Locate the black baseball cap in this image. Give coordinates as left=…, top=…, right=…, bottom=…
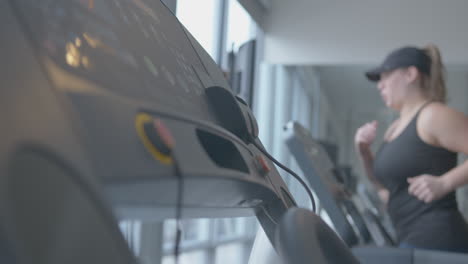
left=365, top=46, right=431, bottom=82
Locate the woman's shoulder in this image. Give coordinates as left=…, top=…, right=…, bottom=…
left=420, top=102, right=463, bottom=124
left=418, top=101, right=468, bottom=148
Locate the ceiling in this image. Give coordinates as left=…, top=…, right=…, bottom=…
left=264, top=0, right=468, bottom=65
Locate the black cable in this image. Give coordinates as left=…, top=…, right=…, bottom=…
left=172, top=155, right=184, bottom=264
left=253, top=141, right=316, bottom=213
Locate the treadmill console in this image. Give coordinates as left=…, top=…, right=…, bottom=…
left=2, top=0, right=295, bottom=252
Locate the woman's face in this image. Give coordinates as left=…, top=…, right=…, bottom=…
left=377, top=68, right=411, bottom=110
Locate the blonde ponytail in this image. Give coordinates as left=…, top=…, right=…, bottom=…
left=422, top=44, right=446, bottom=102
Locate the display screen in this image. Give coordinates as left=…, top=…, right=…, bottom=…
left=15, top=0, right=219, bottom=122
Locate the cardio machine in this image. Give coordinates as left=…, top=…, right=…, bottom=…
left=283, top=121, right=396, bottom=247
left=0, top=0, right=355, bottom=263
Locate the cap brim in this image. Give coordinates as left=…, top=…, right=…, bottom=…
left=365, top=67, right=383, bottom=82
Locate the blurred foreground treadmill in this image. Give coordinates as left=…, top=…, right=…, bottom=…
left=0, top=0, right=298, bottom=262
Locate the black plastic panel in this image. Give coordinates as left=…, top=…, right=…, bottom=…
left=13, top=0, right=218, bottom=123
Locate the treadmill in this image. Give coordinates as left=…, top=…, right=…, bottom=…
left=316, top=138, right=397, bottom=246
left=283, top=121, right=468, bottom=263
left=283, top=123, right=385, bottom=247
left=0, top=1, right=359, bottom=263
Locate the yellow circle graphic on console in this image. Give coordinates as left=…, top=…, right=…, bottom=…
left=135, top=113, right=173, bottom=165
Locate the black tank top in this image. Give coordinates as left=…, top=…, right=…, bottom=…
left=374, top=103, right=468, bottom=252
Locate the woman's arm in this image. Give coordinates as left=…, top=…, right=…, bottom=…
left=408, top=103, right=468, bottom=202
left=356, top=144, right=383, bottom=189
left=356, top=143, right=389, bottom=203
left=355, top=121, right=389, bottom=203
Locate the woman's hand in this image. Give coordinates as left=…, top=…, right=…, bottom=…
left=377, top=188, right=390, bottom=205
left=407, top=175, right=451, bottom=203
left=355, top=121, right=378, bottom=150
